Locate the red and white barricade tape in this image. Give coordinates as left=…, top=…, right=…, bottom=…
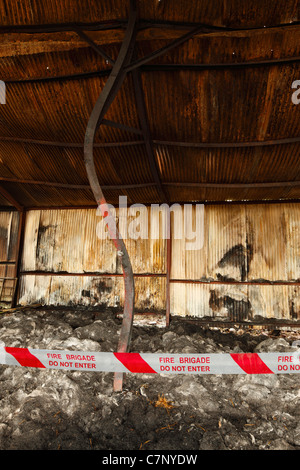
left=0, top=345, right=300, bottom=374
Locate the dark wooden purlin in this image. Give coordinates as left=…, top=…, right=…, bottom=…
left=132, top=68, right=169, bottom=203
left=83, top=0, right=137, bottom=392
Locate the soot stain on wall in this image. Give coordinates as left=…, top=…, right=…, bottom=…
left=209, top=289, right=252, bottom=321
left=36, top=224, right=57, bottom=267
left=217, top=242, right=253, bottom=281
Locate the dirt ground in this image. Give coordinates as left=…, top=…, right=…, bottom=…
left=0, top=307, right=299, bottom=451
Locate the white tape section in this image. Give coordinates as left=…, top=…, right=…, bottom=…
left=0, top=346, right=300, bottom=374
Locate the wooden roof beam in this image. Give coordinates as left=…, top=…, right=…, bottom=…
left=0, top=185, right=24, bottom=212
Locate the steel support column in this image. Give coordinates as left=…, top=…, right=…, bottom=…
left=83, top=0, right=137, bottom=392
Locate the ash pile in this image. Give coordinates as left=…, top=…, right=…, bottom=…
left=0, top=308, right=299, bottom=451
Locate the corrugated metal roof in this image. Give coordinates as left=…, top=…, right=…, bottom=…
left=0, top=0, right=127, bottom=26
left=2, top=0, right=298, bottom=29
left=142, top=65, right=300, bottom=142
left=0, top=1, right=300, bottom=208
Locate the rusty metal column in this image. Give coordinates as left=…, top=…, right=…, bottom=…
left=83, top=1, right=137, bottom=392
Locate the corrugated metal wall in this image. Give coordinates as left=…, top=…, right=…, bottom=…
left=0, top=211, right=19, bottom=279
left=18, top=204, right=300, bottom=321
left=0, top=210, right=20, bottom=306
left=19, top=208, right=166, bottom=311
left=171, top=203, right=300, bottom=320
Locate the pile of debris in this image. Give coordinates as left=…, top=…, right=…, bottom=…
left=0, top=308, right=299, bottom=450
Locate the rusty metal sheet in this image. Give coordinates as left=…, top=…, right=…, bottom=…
left=0, top=211, right=19, bottom=280
left=0, top=0, right=298, bottom=29
left=142, top=65, right=300, bottom=145
left=156, top=144, right=300, bottom=186
left=0, top=0, right=127, bottom=26
left=171, top=282, right=250, bottom=320
left=19, top=274, right=166, bottom=312
left=138, top=0, right=299, bottom=28
left=22, top=208, right=166, bottom=275
left=0, top=23, right=299, bottom=208
left=171, top=203, right=300, bottom=283
left=171, top=282, right=300, bottom=321
left=18, top=202, right=300, bottom=321
left=246, top=204, right=288, bottom=282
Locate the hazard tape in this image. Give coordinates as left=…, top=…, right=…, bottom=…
left=0, top=345, right=300, bottom=374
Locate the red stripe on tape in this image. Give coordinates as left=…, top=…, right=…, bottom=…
left=230, top=353, right=274, bottom=374
left=5, top=347, right=46, bottom=369
left=114, top=353, right=157, bottom=374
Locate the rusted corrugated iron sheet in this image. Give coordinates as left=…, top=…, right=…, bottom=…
left=156, top=144, right=300, bottom=185
left=138, top=0, right=299, bottom=28
left=18, top=204, right=300, bottom=321
left=2, top=24, right=300, bottom=84
left=246, top=204, right=287, bottom=281
left=171, top=283, right=250, bottom=319
left=0, top=182, right=93, bottom=208
left=19, top=275, right=166, bottom=312
left=0, top=211, right=19, bottom=279
left=1, top=75, right=141, bottom=143
left=0, top=34, right=116, bottom=82
left=1, top=0, right=297, bottom=29
left=136, top=25, right=300, bottom=66
left=171, top=203, right=300, bottom=282
left=170, top=203, right=300, bottom=320
left=246, top=203, right=300, bottom=282
left=171, top=204, right=247, bottom=281
left=22, top=208, right=166, bottom=275
left=142, top=65, right=300, bottom=144
left=0, top=9, right=299, bottom=208
left=171, top=283, right=300, bottom=321
left=20, top=207, right=166, bottom=311
left=0, top=0, right=127, bottom=26
left=22, top=209, right=115, bottom=273
left=0, top=211, right=19, bottom=260
left=0, top=143, right=88, bottom=184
